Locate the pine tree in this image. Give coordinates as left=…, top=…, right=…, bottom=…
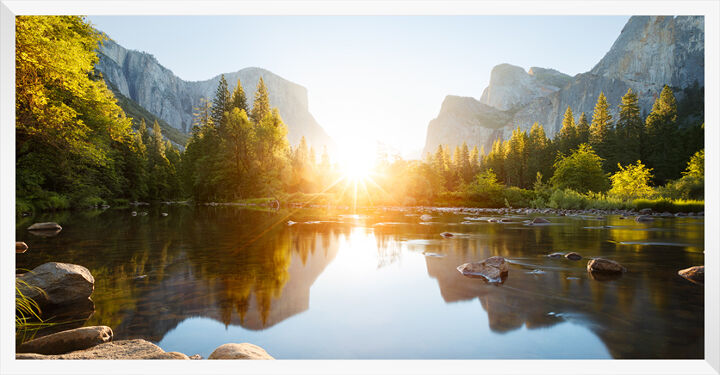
left=231, top=79, right=249, bottom=114
left=576, top=112, right=590, bottom=145
left=251, top=77, right=271, bottom=124
left=645, top=85, right=680, bottom=183
left=211, top=75, right=232, bottom=128
left=615, top=88, right=644, bottom=166
left=589, top=92, right=613, bottom=163
left=527, top=122, right=551, bottom=184
left=557, top=106, right=578, bottom=154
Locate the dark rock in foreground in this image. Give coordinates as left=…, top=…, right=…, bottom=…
left=16, top=339, right=188, bottom=360
left=208, top=343, right=275, bottom=360
left=678, top=266, right=704, bottom=285
left=457, top=256, right=509, bottom=283
left=587, top=258, right=627, bottom=274
left=17, top=262, right=94, bottom=308
left=17, top=326, right=113, bottom=355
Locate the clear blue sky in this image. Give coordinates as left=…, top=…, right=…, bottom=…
left=88, top=16, right=630, bottom=156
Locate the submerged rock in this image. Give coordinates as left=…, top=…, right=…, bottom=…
left=27, top=222, right=62, bottom=231
left=547, top=252, right=564, bottom=258
left=678, top=266, right=704, bottom=285
left=635, top=215, right=655, bottom=222
left=457, top=256, right=509, bottom=283
left=17, top=326, right=113, bottom=355
left=440, top=232, right=454, bottom=238
left=587, top=258, right=627, bottom=274
left=16, top=242, right=28, bottom=253
left=564, top=252, right=582, bottom=261
left=17, top=262, right=94, bottom=308
left=531, top=217, right=550, bottom=224
left=16, top=339, right=188, bottom=359
left=161, top=213, right=169, bottom=217
left=208, top=343, right=275, bottom=360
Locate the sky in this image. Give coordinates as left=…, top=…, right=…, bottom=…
left=88, top=16, right=630, bottom=157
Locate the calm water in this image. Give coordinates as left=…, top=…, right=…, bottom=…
left=16, top=205, right=704, bottom=359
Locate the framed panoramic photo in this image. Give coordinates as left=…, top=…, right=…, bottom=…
left=1, top=1, right=718, bottom=374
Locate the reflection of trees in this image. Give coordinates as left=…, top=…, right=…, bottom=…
left=419, top=214, right=704, bottom=359
left=16, top=207, right=340, bottom=341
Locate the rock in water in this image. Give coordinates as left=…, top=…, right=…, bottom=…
left=635, top=215, right=654, bottom=222
left=208, top=343, right=275, bottom=360
left=17, top=262, right=94, bottom=307
left=440, top=232, right=454, bottom=238
left=16, top=339, right=188, bottom=359
left=587, top=258, right=627, bottom=274
left=27, top=222, right=62, bottom=231
left=457, top=256, right=509, bottom=283
left=17, top=326, right=113, bottom=355
left=547, top=252, right=564, bottom=258
left=639, top=208, right=652, bottom=214
left=531, top=217, right=550, bottom=224
left=420, top=214, right=432, bottom=221
left=565, top=252, right=582, bottom=261
left=16, top=242, right=28, bottom=253
left=678, top=266, right=704, bottom=285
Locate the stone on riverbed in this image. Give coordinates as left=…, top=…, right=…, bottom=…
left=457, top=256, right=509, bottom=283
left=16, top=339, right=188, bottom=359
left=635, top=215, right=654, bottom=222
left=678, top=266, right=704, bottom=285
left=27, top=222, right=62, bottom=231
left=564, top=252, right=582, bottom=261
left=17, top=262, right=94, bottom=308
left=531, top=217, right=550, bottom=224
left=587, top=258, right=627, bottom=274
left=547, top=252, right=564, bottom=258
left=17, top=326, right=113, bottom=355
left=208, top=343, right=275, bottom=360
left=16, top=242, right=28, bottom=253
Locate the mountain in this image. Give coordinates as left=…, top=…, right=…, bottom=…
left=423, top=16, right=704, bottom=156
left=95, top=37, right=336, bottom=153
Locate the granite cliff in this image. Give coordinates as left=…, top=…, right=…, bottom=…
left=423, top=16, right=704, bottom=156
left=95, top=38, right=336, bottom=152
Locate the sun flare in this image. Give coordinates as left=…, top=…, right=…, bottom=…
left=339, top=142, right=376, bottom=181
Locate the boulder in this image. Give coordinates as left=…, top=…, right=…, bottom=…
left=208, top=343, right=275, bottom=360
left=678, top=266, right=704, bottom=285
left=564, top=252, right=582, bottom=261
left=440, top=232, right=454, bottom=238
left=17, top=262, right=94, bottom=307
left=17, top=326, right=113, bottom=355
left=189, top=354, right=203, bottom=360
left=16, top=242, right=28, bottom=253
left=16, top=339, right=188, bottom=359
left=457, top=256, right=509, bottom=283
left=587, top=258, right=627, bottom=274
left=27, top=222, right=62, bottom=231
left=531, top=217, right=550, bottom=224
left=635, top=215, right=654, bottom=222
left=547, top=252, right=564, bottom=258
left=639, top=208, right=652, bottom=214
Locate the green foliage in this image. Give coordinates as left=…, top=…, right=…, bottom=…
left=557, top=106, right=578, bottom=154
left=251, top=77, right=271, bottom=124
left=550, top=144, right=609, bottom=193
left=615, top=88, right=644, bottom=166
left=589, top=92, right=613, bottom=162
left=632, top=198, right=703, bottom=213
left=502, top=187, right=535, bottom=208
left=609, top=160, right=655, bottom=200
left=645, top=85, right=681, bottom=183
left=466, top=169, right=505, bottom=207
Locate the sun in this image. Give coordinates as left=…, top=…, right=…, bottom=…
left=339, top=141, right=376, bottom=181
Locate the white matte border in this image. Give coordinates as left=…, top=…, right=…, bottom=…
left=1, top=1, right=718, bottom=375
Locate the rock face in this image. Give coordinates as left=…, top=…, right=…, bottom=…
left=208, top=343, right=275, bottom=360
left=17, top=262, right=94, bottom=307
left=423, top=16, right=704, bottom=155
left=587, top=258, right=627, bottom=274
left=457, top=256, right=509, bottom=283
left=16, top=339, right=188, bottom=360
left=17, top=326, right=113, bottom=355
left=95, top=38, right=335, bottom=153
left=678, top=266, right=704, bottom=285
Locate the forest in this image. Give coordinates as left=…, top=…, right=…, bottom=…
left=15, top=16, right=704, bottom=214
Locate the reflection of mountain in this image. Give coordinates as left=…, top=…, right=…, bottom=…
left=423, top=246, right=703, bottom=358
left=109, top=228, right=340, bottom=342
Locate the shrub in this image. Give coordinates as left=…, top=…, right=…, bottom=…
left=503, top=187, right=535, bottom=208
left=550, top=144, right=609, bottom=193
left=609, top=161, right=655, bottom=200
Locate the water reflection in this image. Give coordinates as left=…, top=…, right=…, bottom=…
left=16, top=208, right=703, bottom=359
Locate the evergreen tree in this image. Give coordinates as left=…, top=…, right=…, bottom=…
left=645, top=85, right=680, bottom=183
left=557, top=106, right=578, bottom=154
left=211, top=75, right=232, bottom=128
left=576, top=112, right=590, bottom=145
left=527, top=122, right=551, bottom=185
left=615, top=88, right=644, bottom=166
left=251, top=77, right=271, bottom=124
left=589, top=92, right=613, bottom=164
left=231, top=79, right=249, bottom=113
